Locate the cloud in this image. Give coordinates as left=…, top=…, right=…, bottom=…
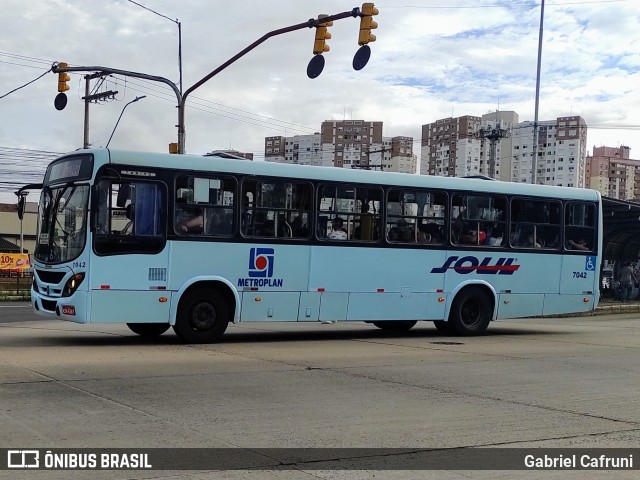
left=0, top=0, right=638, bottom=177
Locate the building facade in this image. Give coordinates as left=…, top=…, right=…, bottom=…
left=420, top=116, right=481, bottom=177
left=320, top=120, right=383, bottom=169
left=420, top=113, right=586, bottom=187
left=586, top=145, right=640, bottom=200
left=264, top=134, right=327, bottom=166
left=265, top=122, right=416, bottom=174
left=512, top=116, right=587, bottom=187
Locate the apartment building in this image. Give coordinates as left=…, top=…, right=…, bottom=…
left=264, top=134, right=328, bottom=166
left=512, top=116, right=587, bottom=187
left=586, top=145, right=640, bottom=200
left=320, top=120, right=383, bottom=169
left=420, top=116, right=481, bottom=177
left=265, top=122, right=416, bottom=174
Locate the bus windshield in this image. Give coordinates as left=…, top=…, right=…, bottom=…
left=34, top=184, right=90, bottom=264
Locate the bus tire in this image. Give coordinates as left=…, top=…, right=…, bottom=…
left=173, top=288, right=229, bottom=343
left=126, top=323, right=171, bottom=337
left=448, top=287, right=492, bottom=336
left=432, top=320, right=456, bottom=335
left=372, top=320, right=417, bottom=331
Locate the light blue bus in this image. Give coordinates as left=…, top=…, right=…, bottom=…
left=28, top=148, right=601, bottom=342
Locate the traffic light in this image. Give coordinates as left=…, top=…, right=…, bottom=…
left=358, top=3, right=379, bottom=46
left=57, top=62, right=71, bottom=93
left=313, top=15, right=333, bottom=55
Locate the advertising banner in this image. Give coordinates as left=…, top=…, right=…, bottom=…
left=0, top=253, right=30, bottom=271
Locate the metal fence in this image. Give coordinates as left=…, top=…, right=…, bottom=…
left=0, top=270, right=32, bottom=295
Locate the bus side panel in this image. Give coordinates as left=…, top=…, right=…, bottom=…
left=240, top=291, right=300, bottom=321
left=298, top=292, right=321, bottom=321
left=90, top=290, right=171, bottom=323
left=319, top=293, right=348, bottom=322
left=543, top=294, right=596, bottom=315
left=559, top=255, right=598, bottom=295
left=496, top=293, right=544, bottom=319
left=347, top=292, right=433, bottom=321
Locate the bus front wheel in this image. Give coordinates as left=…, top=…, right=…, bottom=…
left=372, top=320, right=417, bottom=331
left=448, top=287, right=492, bottom=336
left=174, top=288, right=229, bottom=343
left=127, top=323, right=171, bottom=337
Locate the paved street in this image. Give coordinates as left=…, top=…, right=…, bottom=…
left=1, top=303, right=640, bottom=479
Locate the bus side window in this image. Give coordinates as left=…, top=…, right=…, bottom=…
left=565, top=202, right=595, bottom=252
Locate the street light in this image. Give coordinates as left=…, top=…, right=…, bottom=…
left=106, top=96, right=146, bottom=147
left=126, top=0, right=182, bottom=93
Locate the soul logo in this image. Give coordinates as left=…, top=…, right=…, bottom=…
left=431, top=256, right=520, bottom=275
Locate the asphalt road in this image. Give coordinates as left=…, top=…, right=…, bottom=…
left=1, top=302, right=639, bottom=479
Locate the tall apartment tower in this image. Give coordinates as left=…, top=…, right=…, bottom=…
left=264, top=133, right=326, bottom=166
left=420, top=116, right=481, bottom=177
left=586, top=145, right=640, bottom=200
left=320, top=120, right=383, bottom=169
left=511, top=115, right=587, bottom=187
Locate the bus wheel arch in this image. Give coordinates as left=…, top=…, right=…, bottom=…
left=173, top=281, right=235, bottom=343
left=447, top=284, right=495, bottom=336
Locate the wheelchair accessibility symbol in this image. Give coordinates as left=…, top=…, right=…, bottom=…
left=585, top=256, right=596, bottom=271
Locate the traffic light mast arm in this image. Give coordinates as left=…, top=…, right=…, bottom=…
left=179, top=7, right=359, bottom=153
left=52, top=7, right=362, bottom=154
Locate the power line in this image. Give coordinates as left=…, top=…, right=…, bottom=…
left=0, top=67, right=51, bottom=100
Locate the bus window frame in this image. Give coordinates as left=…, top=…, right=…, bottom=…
left=239, top=177, right=313, bottom=240
left=564, top=201, right=597, bottom=253
left=316, top=182, right=383, bottom=243
left=509, top=197, right=563, bottom=250
left=173, top=173, right=238, bottom=238
left=92, top=175, right=168, bottom=256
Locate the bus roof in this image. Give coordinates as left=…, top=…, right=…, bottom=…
left=76, top=148, right=600, bottom=202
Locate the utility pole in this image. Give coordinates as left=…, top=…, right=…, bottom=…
left=477, top=125, right=509, bottom=178
left=532, top=0, right=545, bottom=185
left=82, top=73, right=117, bottom=148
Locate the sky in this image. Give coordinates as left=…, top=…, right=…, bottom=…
left=1, top=0, right=639, bottom=202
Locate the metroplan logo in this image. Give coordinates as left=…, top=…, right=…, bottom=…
left=249, top=248, right=274, bottom=278
left=431, top=256, right=520, bottom=275
left=238, top=248, right=283, bottom=288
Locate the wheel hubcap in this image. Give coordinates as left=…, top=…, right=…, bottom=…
left=461, top=300, right=481, bottom=327
left=190, top=302, right=216, bottom=331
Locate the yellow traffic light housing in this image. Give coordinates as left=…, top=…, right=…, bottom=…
left=313, top=15, right=333, bottom=55
left=358, top=3, right=379, bottom=46
left=57, top=62, right=71, bottom=93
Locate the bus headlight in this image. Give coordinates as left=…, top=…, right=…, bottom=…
left=62, top=273, right=85, bottom=297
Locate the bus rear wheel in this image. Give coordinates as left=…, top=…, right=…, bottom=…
left=173, top=288, right=229, bottom=343
left=127, top=323, right=170, bottom=337
left=372, top=320, right=417, bottom=331
left=448, top=287, right=492, bottom=336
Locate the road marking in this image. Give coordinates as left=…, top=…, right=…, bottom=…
left=0, top=305, right=32, bottom=308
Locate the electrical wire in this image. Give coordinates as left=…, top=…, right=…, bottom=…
left=0, top=67, right=51, bottom=100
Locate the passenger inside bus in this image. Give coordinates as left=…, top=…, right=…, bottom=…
left=206, top=209, right=232, bottom=235
left=568, top=237, right=590, bottom=251
left=328, top=217, right=347, bottom=240
left=459, top=227, right=486, bottom=245
left=176, top=204, right=204, bottom=234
